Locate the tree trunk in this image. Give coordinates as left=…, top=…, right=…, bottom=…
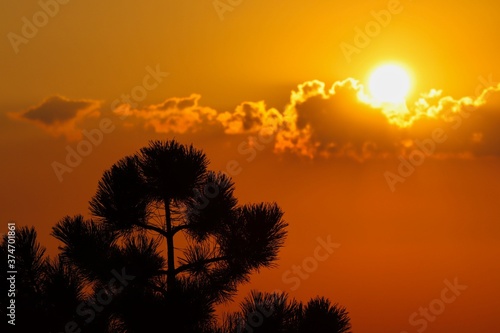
left=164, top=197, right=176, bottom=291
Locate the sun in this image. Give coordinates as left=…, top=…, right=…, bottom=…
left=368, top=64, right=411, bottom=104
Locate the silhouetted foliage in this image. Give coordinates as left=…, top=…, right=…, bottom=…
left=0, top=226, right=109, bottom=333
left=51, top=140, right=289, bottom=331
left=1, top=140, right=352, bottom=333
left=299, top=296, right=352, bottom=333
left=218, top=291, right=351, bottom=333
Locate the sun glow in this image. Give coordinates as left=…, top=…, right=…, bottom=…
left=368, top=64, right=411, bottom=104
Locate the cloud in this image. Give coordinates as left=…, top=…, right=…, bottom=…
left=274, top=79, right=401, bottom=160
left=401, top=84, right=500, bottom=157
left=216, top=101, right=283, bottom=135
left=110, top=78, right=500, bottom=159
left=112, top=94, right=218, bottom=134
left=13, top=79, right=500, bottom=160
left=9, top=96, right=101, bottom=141
left=113, top=94, right=284, bottom=137
left=274, top=78, right=500, bottom=160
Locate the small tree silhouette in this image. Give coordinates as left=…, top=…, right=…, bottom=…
left=219, top=291, right=351, bottom=333
left=50, top=140, right=289, bottom=331
left=0, top=226, right=109, bottom=332
left=299, top=296, right=351, bottom=333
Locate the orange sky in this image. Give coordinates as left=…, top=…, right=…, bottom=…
left=1, top=0, right=500, bottom=332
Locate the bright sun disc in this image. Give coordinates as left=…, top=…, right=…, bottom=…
left=368, top=64, right=411, bottom=104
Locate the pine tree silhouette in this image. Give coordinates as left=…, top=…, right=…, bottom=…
left=51, top=140, right=288, bottom=332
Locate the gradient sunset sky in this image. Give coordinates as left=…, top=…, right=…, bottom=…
left=1, top=1, right=500, bottom=332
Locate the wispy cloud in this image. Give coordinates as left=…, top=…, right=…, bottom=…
left=9, top=96, right=101, bottom=141
left=113, top=94, right=218, bottom=134
left=216, top=100, right=283, bottom=135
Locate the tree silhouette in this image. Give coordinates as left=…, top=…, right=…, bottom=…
left=2, top=139, right=352, bottom=333
left=50, top=140, right=289, bottom=332
left=218, top=291, right=351, bottom=333
left=0, top=226, right=109, bottom=332
left=299, top=296, right=351, bottom=333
